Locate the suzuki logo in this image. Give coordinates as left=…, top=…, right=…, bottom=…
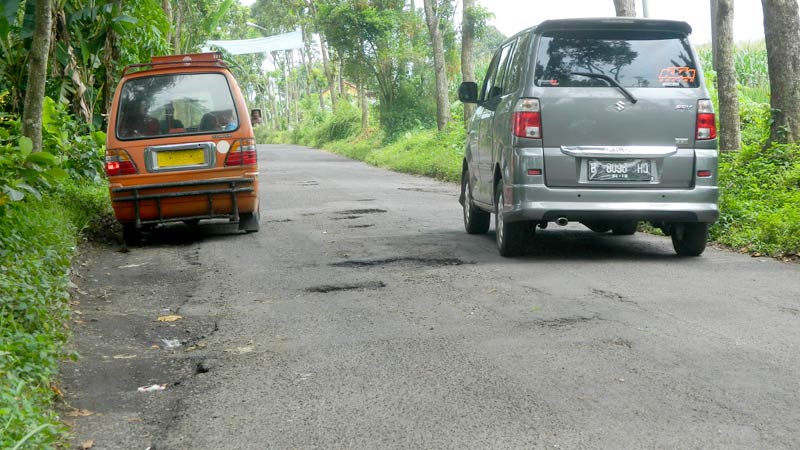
left=615, top=101, right=625, bottom=111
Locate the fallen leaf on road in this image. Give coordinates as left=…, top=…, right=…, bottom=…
left=118, top=262, right=148, bottom=269
left=50, top=384, right=64, bottom=397
left=157, top=314, right=183, bottom=322
left=224, top=346, right=254, bottom=355
left=113, top=354, right=137, bottom=359
left=81, top=440, right=95, bottom=449
left=67, top=409, right=94, bottom=417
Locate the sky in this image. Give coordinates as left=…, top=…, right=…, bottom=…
left=239, top=0, right=766, bottom=45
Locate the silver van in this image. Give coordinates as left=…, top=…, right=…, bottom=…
left=458, top=18, right=719, bottom=257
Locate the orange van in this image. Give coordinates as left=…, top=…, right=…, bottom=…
left=105, top=52, right=260, bottom=245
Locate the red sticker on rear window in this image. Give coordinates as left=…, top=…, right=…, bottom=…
left=658, top=67, right=697, bottom=84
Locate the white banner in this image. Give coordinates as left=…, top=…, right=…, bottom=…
left=202, top=30, right=303, bottom=55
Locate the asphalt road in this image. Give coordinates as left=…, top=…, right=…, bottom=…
left=64, top=144, right=800, bottom=450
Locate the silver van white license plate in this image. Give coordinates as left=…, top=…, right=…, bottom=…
left=588, top=159, right=652, bottom=181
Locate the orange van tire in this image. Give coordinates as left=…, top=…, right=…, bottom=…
left=239, top=209, right=260, bottom=233
left=122, top=223, right=142, bottom=247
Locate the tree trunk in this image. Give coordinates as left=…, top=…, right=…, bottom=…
left=710, top=0, right=719, bottom=70
left=423, top=0, right=450, bottom=130
left=162, top=0, right=173, bottom=49
left=613, top=0, right=636, bottom=17
left=359, top=81, right=369, bottom=131
left=103, top=0, right=122, bottom=125
left=714, top=0, right=741, bottom=151
left=762, top=0, right=800, bottom=144
left=173, top=1, right=183, bottom=53
left=461, top=0, right=476, bottom=127
left=22, top=0, right=53, bottom=152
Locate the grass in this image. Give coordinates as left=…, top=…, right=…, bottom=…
left=1, top=180, right=111, bottom=449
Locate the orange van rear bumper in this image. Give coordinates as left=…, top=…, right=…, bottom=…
left=110, top=177, right=258, bottom=226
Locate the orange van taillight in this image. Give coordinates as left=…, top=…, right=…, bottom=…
left=105, top=149, right=137, bottom=176
left=696, top=100, right=717, bottom=140
left=225, top=139, right=257, bottom=166
left=513, top=98, right=542, bottom=139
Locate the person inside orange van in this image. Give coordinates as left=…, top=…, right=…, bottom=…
left=160, top=102, right=185, bottom=134
left=119, top=100, right=159, bottom=138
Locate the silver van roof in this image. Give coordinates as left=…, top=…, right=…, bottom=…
left=535, top=18, right=692, bottom=36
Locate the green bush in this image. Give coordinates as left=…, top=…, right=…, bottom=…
left=712, top=144, right=800, bottom=256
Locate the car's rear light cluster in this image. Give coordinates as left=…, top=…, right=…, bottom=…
left=696, top=99, right=717, bottom=140
left=225, top=139, right=257, bottom=166
left=105, top=148, right=137, bottom=176
left=513, top=98, right=542, bottom=139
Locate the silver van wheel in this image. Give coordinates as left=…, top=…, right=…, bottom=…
left=495, top=185, right=525, bottom=257
left=462, top=171, right=490, bottom=234
left=671, top=223, right=708, bottom=256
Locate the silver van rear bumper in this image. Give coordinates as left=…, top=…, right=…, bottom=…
left=502, top=184, right=719, bottom=223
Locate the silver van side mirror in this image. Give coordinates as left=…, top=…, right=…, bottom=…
left=458, top=82, right=479, bottom=104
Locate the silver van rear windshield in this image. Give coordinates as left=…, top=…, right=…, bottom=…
left=116, top=73, right=238, bottom=140
left=533, top=30, right=699, bottom=89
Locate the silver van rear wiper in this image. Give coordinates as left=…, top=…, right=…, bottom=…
left=570, top=72, right=638, bottom=104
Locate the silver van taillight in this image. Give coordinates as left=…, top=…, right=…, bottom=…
left=696, top=99, right=717, bottom=140
left=513, top=98, right=542, bottom=139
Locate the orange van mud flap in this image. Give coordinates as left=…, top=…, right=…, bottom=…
left=112, top=178, right=255, bottom=227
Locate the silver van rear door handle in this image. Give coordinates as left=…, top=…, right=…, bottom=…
left=560, top=146, right=678, bottom=158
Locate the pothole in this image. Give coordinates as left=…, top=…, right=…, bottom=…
left=336, top=209, right=387, bottom=215
left=298, top=181, right=319, bottom=186
left=331, top=215, right=362, bottom=221
left=305, top=281, right=386, bottom=293
left=605, top=337, right=633, bottom=348
left=347, top=224, right=375, bottom=229
left=534, top=316, right=599, bottom=328
left=266, top=219, right=292, bottom=223
left=330, top=257, right=469, bottom=268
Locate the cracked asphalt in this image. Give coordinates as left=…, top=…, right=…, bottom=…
left=63, top=144, right=800, bottom=449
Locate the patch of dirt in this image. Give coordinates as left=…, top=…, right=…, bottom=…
left=305, top=281, right=387, bottom=293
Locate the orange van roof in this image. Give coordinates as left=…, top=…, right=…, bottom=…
left=122, top=52, right=228, bottom=76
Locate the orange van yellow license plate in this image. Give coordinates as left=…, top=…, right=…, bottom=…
left=156, top=149, right=205, bottom=167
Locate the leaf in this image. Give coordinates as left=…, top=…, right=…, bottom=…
left=0, top=1, right=21, bottom=29
left=44, top=167, right=69, bottom=180
left=157, top=315, right=183, bottom=322
left=112, top=14, right=138, bottom=25
left=18, top=136, right=32, bottom=156
left=4, top=187, right=24, bottom=201
left=26, top=151, right=56, bottom=166
left=15, top=183, right=42, bottom=200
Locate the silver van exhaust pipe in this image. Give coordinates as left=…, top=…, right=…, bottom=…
left=555, top=217, right=569, bottom=226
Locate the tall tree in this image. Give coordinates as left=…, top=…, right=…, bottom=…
left=461, top=0, right=476, bottom=127
left=762, top=0, right=800, bottom=144
left=423, top=0, right=450, bottom=130
left=21, top=0, right=52, bottom=152
left=613, top=0, right=636, bottom=17
left=714, top=0, right=741, bottom=151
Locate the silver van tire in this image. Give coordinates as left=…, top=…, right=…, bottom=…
left=495, top=186, right=525, bottom=257
left=671, top=223, right=708, bottom=256
left=462, top=171, right=490, bottom=234
left=612, top=221, right=638, bottom=235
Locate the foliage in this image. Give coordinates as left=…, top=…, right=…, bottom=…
left=0, top=181, right=111, bottom=448
left=0, top=121, right=66, bottom=212
left=711, top=143, right=800, bottom=256
left=322, top=120, right=464, bottom=182
left=42, top=97, right=106, bottom=181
